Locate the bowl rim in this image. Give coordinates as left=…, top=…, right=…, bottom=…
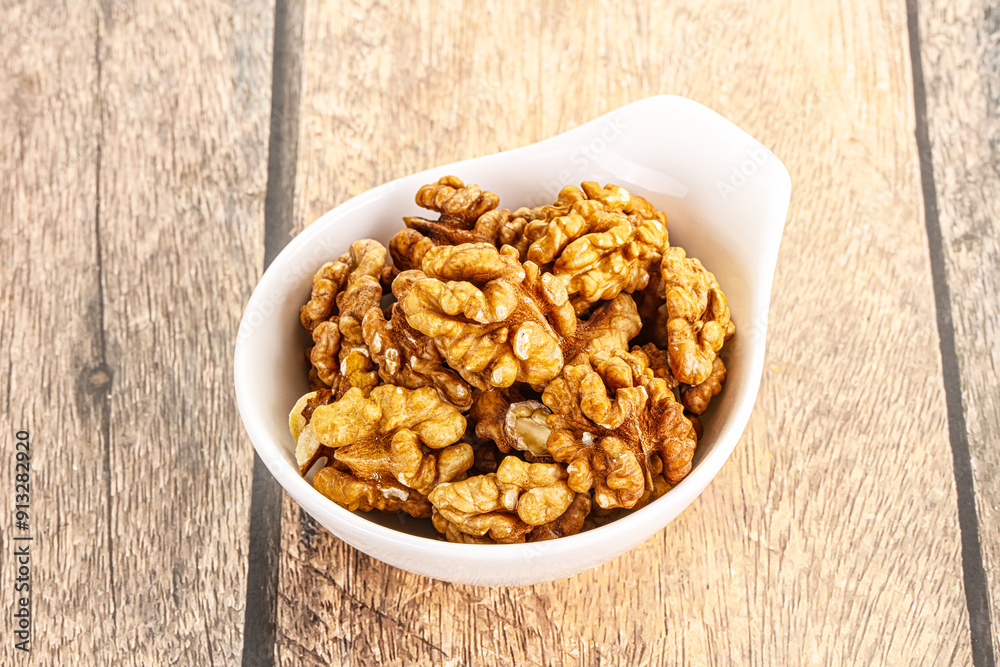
left=234, top=94, right=790, bottom=569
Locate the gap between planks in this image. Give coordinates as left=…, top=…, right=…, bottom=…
left=242, top=0, right=305, bottom=665
left=906, top=0, right=996, bottom=665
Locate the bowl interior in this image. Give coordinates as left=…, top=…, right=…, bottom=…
left=235, top=95, right=790, bottom=584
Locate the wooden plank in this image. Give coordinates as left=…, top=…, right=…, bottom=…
left=919, top=0, right=1000, bottom=658
left=0, top=3, right=114, bottom=664
left=93, top=1, right=272, bottom=662
left=275, top=0, right=972, bottom=664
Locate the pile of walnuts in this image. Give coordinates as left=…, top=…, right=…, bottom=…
left=289, top=176, right=734, bottom=543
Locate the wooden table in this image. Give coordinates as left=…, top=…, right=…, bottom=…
left=2, top=0, right=997, bottom=664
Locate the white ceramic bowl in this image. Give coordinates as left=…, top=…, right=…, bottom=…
left=234, top=95, right=790, bottom=586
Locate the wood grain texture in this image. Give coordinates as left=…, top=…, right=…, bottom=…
left=0, top=3, right=111, bottom=664
left=274, top=0, right=973, bottom=665
left=919, top=0, right=1000, bottom=657
left=92, top=1, right=273, bottom=663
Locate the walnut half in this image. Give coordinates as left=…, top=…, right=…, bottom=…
left=657, top=246, right=735, bottom=385
left=429, top=456, right=577, bottom=542
left=542, top=351, right=697, bottom=509
left=290, top=385, right=473, bottom=518
left=399, top=243, right=576, bottom=390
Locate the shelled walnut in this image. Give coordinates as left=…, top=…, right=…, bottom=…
left=521, top=182, right=669, bottom=309
left=300, top=240, right=385, bottom=397
left=389, top=176, right=507, bottom=269
left=288, top=175, right=735, bottom=543
left=399, top=243, right=576, bottom=390
left=428, top=456, right=577, bottom=543
left=470, top=388, right=552, bottom=460
left=542, top=351, right=697, bottom=508
left=290, top=385, right=472, bottom=517
left=657, top=246, right=735, bottom=385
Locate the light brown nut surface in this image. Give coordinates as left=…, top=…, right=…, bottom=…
left=388, top=228, right=436, bottom=272
left=301, top=240, right=387, bottom=397
left=312, top=464, right=433, bottom=517
left=289, top=389, right=335, bottom=475
left=428, top=456, right=576, bottom=542
left=562, top=293, right=643, bottom=364
left=497, top=208, right=539, bottom=259
left=431, top=510, right=525, bottom=544
left=470, top=388, right=554, bottom=459
left=501, top=185, right=589, bottom=259
left=300, top=260, right=350, bottom=333
left=308, top=321, right=342, bottom=388
left=581, top=181, right=668, bottom=226
left=630, top=342, right=680, bottom=389
left=658, top=246, right=735, bottom=385
left=404, top=204, right=510, bottom=247
left=681, top=356, right=727, bottom=414
left=399, top=243, right=576, bottom=390
left=528, top=492, right=592, bottom=542
left=301, top=239, right=386, bottom=332
left=310, top=385, right=467, bottom=452
left=523, top=182, right=669, bottom=306
left=290, top=385, right=472, bottom=517
left=390, top=176, right=511, bottom=270
left=362, top=303, right=474, bottom=410
left=542, top=351, right=697, bottom=508
left=411, top=175, right=500, bottom=229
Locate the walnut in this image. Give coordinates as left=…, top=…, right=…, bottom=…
left=308, top=322, right=341, bottom=388
left=542, top=351, right=697, bottom=508
left=429, top=456, right=576, bottom=542
left=522, top=183, right=668, bottom=306
left=681, top=357, right=726, bottom=414
left=431, top=512, right=512, bottom=543
left=362, top=302, right=473, bottom=410
left=411, top=175, right=500, bottom=228
left=562, top=293, right=643, bottom=364
left=501, top=186, right=587, bottom=258
left=404, top=206, right=510, bottom=247
left=300, top=262, right=348, bottom=334
left=470, top=388, right=553, bottom=459
left=579, top=181, right=667, bottom=226
left=497, top=208, right=538, bottom=258
left=388, top=177, right=507, bottom=265
left=527, top=492, right=591, bottom=541
left=399, top=243, right=577, bottom=390
left=290, top=385, right=472, bottom=517
left=630, top=342, right=679, bottom=389
left=657, top=246, right=735, bottom=385
left=581, top=457, right=671, bottom=532
left=300, top=240, right=386, bottom=332
left=388, top=228, right=435, bottom=272
left=313, top=465, right=432, bottom=517
left=301, top=240, right=386, bottom=397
